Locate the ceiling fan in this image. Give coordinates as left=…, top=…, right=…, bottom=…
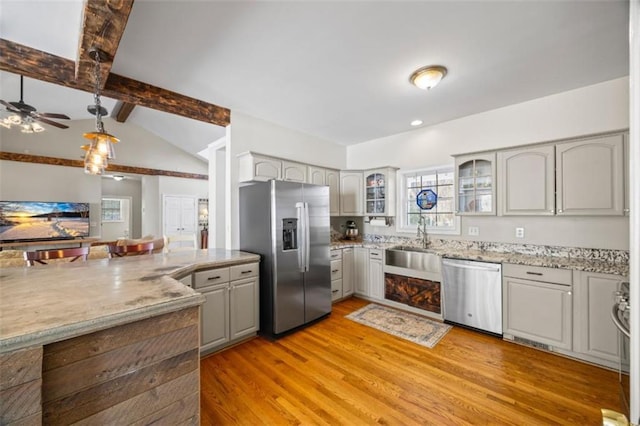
left=0, top=75, right=70, bottom=131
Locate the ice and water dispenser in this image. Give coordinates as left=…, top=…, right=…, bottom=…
left=282, top=218, right=298, bottom=250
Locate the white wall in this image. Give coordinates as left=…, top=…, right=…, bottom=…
left=347, top=77, right=630, bottom=250
left=0, top=118, right=208, bottom=174
left=0, top=161, right=102, bottom=236
left=101, top=177, right=142, bottom=238
left=0, top=119, right=209, bottom=240
left=226, top=112, right=347, bottom=248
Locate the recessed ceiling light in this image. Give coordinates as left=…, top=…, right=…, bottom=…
left=112, top=175, right=125, bottom=181
left=411, top=120, right=423, bottom=126
left=410, top=65, right=448, bottom=90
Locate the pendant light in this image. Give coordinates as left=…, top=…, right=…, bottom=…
left=82, top=47, right=119, bottom=175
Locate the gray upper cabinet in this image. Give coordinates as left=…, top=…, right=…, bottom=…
left=498, top=145, right=555, bottom=216
left=238, top=152, right=282, bottom=182
left=555, top=134, right=625, bottom=216
left=455, top=153, right=496, bottom=215
left=326, top=169, right=341, bottom=216
left=308, top=166, right=325, bottom=185
left=281, top=160, right=307, bottom=182
left=340, top=171, right=364, bottom=216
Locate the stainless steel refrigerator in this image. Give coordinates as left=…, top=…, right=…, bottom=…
left=239, top=180, right=331, bottom=337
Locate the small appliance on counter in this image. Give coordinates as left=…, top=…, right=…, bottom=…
left=345, top=220, right=359, bottom=240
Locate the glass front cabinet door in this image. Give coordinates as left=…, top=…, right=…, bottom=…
left=364, top=167, right=397, bottom=216
left=455, top=153, right=496, bottom=215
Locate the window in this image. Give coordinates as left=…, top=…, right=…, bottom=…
left=101, top=198, right=123, bottom=222
left=398, top=166, right=460, bottom=235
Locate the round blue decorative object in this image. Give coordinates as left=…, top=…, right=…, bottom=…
left=416, top=189, right=438, bottom=210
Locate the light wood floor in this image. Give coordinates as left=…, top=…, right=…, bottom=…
left=200, top=297, right=621, bottom=425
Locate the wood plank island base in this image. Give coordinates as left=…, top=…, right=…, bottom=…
left=0, top=249, right=259, bottom=424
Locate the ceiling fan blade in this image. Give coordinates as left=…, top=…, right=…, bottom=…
left=34, top=116, right=69, bottom=129
left=37, top=112, right=70, bottom=120
left=0, top=99, right=20, bottom=113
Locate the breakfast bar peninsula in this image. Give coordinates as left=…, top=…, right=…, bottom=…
left=0, top=249, right=259, bottom=425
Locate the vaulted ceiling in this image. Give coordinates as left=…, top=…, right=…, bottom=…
left=0, top=0, right=630, bottom=158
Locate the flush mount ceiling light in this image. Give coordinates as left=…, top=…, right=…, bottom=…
left=410, top=120, right=423, bottom=126
left=409, top=65, right=448, bottom=90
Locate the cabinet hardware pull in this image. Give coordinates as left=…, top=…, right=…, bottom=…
left=207, top=276, right=221, bottom=280
left=332, top=289, right=339, bottom=293
left=241, top=270, right=252, bottom=274
left=526, top=272, right=543, bottom=276
left=332, top=269, right=339, bottom=273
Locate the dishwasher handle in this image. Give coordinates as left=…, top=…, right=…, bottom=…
left=442, top=259, right=501, bottom=272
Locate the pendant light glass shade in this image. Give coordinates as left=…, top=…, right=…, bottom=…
left=82, top=47, right=120, bottom=176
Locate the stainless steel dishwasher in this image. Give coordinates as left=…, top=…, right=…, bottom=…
left=441, top=258, right=502, bottom=335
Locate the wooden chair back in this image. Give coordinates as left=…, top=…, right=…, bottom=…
left=107, top=242, right=155, bottom=258
left=164, top=233, right=198, bottom=253
left=24, top=247, right=90, bottom=266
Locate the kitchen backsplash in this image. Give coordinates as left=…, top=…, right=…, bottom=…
left=362, top=233, right=629, bottom=264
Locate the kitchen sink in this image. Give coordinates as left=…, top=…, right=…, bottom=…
left=385, top=246, right=441, bottom=273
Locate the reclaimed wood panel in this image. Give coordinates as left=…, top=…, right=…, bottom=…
left=73, top=370, right=199, bottom=425
left=113, top=100, right=136, bottom=122
left=0, top=346, right=42, bottom=391
left=384, top=272, right=441, bottom=313
left=0, top=346, right=42, bottom=425
left=0, top=379, right=41, bottom=425
left=43, top=349, right=199, bottom=425
left=43, top=324, right=198, bottom=401
left=0, top=152, right=208, bottom=180
left=44, top=307, right=198, bottom=370
left=200, top=297, right=621, bottom=425
left=130, top=391, right=199, bottom=426
left=42, top=307, right=200, bottom=424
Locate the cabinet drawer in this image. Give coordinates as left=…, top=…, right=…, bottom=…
left=194, top=268, right=230, bottom=289
left=331, top=278, right=343, bottom=301
left=503, top=264, right=572, bottom=286
left=331, top=259, right=343, bottom=280
left=369, top=249, right=383, bottom=260
left=330, top=250, right=342, bottom=260
left=230, top=263, right=259, bottom=281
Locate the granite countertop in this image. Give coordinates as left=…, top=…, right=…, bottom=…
left=330, top=240, right=628, bottom=277
left=0, top=249, right=260, bottom=353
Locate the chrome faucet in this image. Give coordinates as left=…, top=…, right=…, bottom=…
left=417, top=215, right=428, bottom=248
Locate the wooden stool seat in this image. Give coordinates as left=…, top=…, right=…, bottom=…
left=107, top=242, right=155, bottom=258
left=24, top=247, right=90, bottom=266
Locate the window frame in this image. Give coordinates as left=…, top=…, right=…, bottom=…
left=101, top=198, right=124, bottom=223
left=396, top=165, right=461, bottom=235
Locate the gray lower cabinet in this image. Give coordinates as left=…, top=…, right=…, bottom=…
left=354, top=247, right=369, bottom=296
left=369, top=249, right=384, bottom=300
left=502, top=264, right=573, bottom=350
left=195, top=262, right=259, bottom=354
left=572, top=270, right=625, bottom=368
left=342, top=248, right=354, bottom=297
left=330, top=249, right=343, bottom=301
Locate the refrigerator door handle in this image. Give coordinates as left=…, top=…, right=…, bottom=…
left=304, top=202, right=310, bottom=272
left=296, top=202, right=305, bottom=272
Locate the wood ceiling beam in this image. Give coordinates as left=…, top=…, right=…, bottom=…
left=76, top=0, right=135, bottom=88
left=0, top=152, right=208, bottom=180
left=112, top=101, right=136, bottom=122
left=0, top=39, right=231, bottom=127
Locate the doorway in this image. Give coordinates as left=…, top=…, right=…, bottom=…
left=100, top=196, right=133, bottom=241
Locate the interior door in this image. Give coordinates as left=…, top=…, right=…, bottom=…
left=163, top=195, right=197, bottom=248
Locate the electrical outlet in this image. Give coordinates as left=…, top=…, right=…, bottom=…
left=515, top=227, right=525, bottom=238
left=468, top=226, right=479, bottom=236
